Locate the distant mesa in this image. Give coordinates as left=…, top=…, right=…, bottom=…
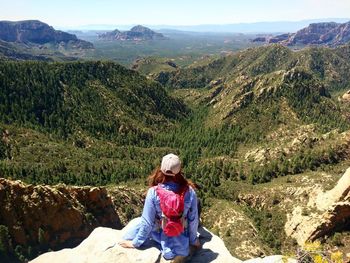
left=0, top=20, right=93, bottom=48
left=253, top=21, right=350, bottom=46
left=98, top=25, right=165, bottom=41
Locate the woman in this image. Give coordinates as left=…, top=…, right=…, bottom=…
left=119, top=153, right=200, bottom=262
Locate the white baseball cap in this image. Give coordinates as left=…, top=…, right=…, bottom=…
left=161, top=153, right=181, bottom=176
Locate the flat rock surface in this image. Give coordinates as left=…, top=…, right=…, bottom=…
left=30, top=225, right=242, bottom=263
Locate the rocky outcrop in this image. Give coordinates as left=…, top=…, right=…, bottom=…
left=253, top=21, right=350, bottom=46
left=0, top=178, right=121, bottom=252
left=285, top=167, right=350, bottom=245
left=98, top=29, right=121, bottom=41
left=99, top=25, right=165, bottom=41
left=30, top=224, right=239, bottom=263
left=342, top=90, right=350, bottom=102
left=31, top=222, right=296, bottom=263
left=0, top=20, right=93, bottom=48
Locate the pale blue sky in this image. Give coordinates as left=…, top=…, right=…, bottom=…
left=1, top=0, right=350, bottom=27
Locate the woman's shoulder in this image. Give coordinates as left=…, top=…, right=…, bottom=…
left=146, top=186, right=157, bottom=197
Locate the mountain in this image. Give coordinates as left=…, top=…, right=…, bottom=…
left=0, top=60, right=186, bottom=139
left=0, top=20, right=93, bottom=48
left=1, top=42, right=350, bottom=262
left=0, top=20, right=94, bottom=60
left=63, top=18, right=350, bottom=33
left=253, top=21, right=350, bottom=46
left=0, top=59, right=188, bottom=188
left=157, top=44, right=350, bottom=93
left=0, top=40, right=53, bottom=61
left=98, top=25, right=165, bottom=41
left=154, top=44, right=350, bottom=184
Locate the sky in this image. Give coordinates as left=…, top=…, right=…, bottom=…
left=1, top=0, right=350, bottom=27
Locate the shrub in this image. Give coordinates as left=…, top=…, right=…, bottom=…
left=0, top=225, right=11, bottom=260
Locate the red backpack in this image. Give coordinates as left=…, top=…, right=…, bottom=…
left=155, top=185, right=188, bottom=237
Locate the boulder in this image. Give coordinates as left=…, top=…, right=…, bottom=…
left=31, top=222, right=297, bottom=263
left=30, top=224, right=241, bottom=263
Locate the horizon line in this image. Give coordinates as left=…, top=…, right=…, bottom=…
left=54, top=17, right=350, bottom=28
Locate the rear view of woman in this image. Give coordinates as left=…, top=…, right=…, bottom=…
left=119, top=153, right=200, bottom=262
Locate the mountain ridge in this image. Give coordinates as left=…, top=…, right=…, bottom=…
left=59, top=18, right=350, bottom=33
left=0, top=20, right=94, bottom=60
left=253, top=21, right=350, bottom=46
left=98, top=25, right=165, bottom=41
left=156, top=44, right=350, bottom=93
left=0, top=20, right=93, bottom=48
left=0, top=60, right=187, bottom=140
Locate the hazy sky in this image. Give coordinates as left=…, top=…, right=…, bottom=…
left=1, top=0, right=350, bottom=27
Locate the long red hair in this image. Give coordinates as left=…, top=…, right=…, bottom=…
left=148, top=167, right=196, bottom=189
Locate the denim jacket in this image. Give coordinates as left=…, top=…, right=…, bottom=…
left=124, top=182, right=199, bottom=260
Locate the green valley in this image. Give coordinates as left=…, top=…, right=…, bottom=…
left=1, top=38, right=350, bottom=262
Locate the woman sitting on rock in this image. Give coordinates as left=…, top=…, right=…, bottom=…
left=119, top=153, right=200, bottom=262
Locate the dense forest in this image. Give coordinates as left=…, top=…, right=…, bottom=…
left=1, top=42, right=350, bottom=263
left=1, top=46, right=349, bottom=199
left=157, top=44, right=350, bottom=92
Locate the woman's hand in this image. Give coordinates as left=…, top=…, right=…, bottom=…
left=118, top=240, right=135, bottom=249
left=192, top=238, right=201, bottom=249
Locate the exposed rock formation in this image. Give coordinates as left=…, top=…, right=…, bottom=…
left=30, top=224, right=239, bottom=263
left=0, top=20, right=93, bottom=48
left=253, top=21, right=350, bottom=46
left=285, top=167, right=350, bottom=245
left=342, top=90, right=350, bottom=102
left=99, top=25, right=165, bottom=41
left=31, top=222, right=296, bottom=263
left=0, top=178, right=121, bottom=252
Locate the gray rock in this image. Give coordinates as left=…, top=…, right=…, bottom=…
left=30, top=224, right=241, bottom=263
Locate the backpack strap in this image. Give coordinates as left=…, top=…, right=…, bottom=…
left=180, top=186, right=190, bottom=229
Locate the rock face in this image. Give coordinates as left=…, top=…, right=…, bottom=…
left=253, top=21, right=350, bottom=46
left=285, top=167, right=350, bottom=245
left=99, top=25, right=165, bottom=41
left=0, top=178, right=121, bottom=252
left=0, top=20, right=93, bottom=48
